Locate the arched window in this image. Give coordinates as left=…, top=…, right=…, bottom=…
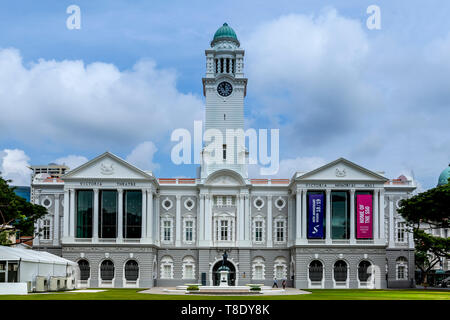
left=396, top=257, right=408, bottom=280
left=125, top=260, right=139, bottom=281
left=358, top=261, right=372, bottom=282
left=309, top=260, right=323, bottom=282
left=182, top=256, right=196, bottom=279
left=100, top=260, right=115, bottom=281
left=273, top=257, right=287, bottom=279
left=333, top=260, right=348, bottom=282
left=252, top=257, right=265, bottom=280
left=160, top=256, right=174, bottom=279
left=78, top=259, right=90, bottom=281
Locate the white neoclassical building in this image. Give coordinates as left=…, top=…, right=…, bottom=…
left=31, top=23, right=416, bottom=289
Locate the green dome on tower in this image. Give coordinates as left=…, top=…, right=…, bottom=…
left=211, top=23, right=240, bottom=46
left=437, top=164, right=450, bottom=186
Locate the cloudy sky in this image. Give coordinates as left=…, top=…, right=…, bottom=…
left=0, top=0, right=449, bottom=190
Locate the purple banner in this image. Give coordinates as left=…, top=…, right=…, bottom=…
left=308, top=193, right=324, bottom=238
left=356, top=194, right=373, bottom=239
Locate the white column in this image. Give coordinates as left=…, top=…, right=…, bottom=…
left=388, top=196, right=395, bottom=248
left=205, top=195, right=211, bottom=242
left=93, top=189, right=99, bottom=242
left=117, top=189, right=123, bottom=242
left=267, top=196, right=273, bottom=247
left=53, top=195, right=60, bottom=246
left=176, top=195, right=181, bottom=246
left=379, top=189, right=385, bottom=241
left=146, top=189, right=153, bottom=241
left=287, top=196, right=292, bottom=244
left=373, top=189, right=379, bottom=240
left=141, top=190, right=147, bottom=240
left=69, top=189, right=75, bottom=238
left=63, top=189, right=69, bottom=240
left=350, top=189, right=356, bottom=244
left=155, top=195, right=160, bottom=245
left=238, top=195, right=244, bottom=241
left=141, top=189, right=149, bottom=241
left=295, top=189, right=302, bottom=243
left=245, top=194, right=250, bottom=242
left=326, top=189, right=331, bottom=244
left=199, top=195, right=205, bottom=242
left=302, top=189, right=307, bottom=240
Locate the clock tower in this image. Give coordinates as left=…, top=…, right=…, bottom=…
left=201, top=23, right=248, bottom=179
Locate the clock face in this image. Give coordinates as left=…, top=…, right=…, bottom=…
left=217, top=81, right=233, bottom=97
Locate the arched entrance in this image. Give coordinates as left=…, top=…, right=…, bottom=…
left=212, top=260, right=236, bottom=286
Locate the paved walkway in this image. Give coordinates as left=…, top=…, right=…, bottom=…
left=140, top=287, right=311, bottom=296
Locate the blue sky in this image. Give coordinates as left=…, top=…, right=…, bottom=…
left=0, top=0, right=449, bottom=190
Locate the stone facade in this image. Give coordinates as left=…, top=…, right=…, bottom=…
left=31, top=23, right=417, bottom=289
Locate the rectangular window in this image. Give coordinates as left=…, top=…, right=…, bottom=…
left=255, top=266, right=263, bottom=279
left=276, top=221, right=285, bottom=242
left=164, top=221, right=172, bottom=241
left=398, top=266, right=405, bottom=280
left=7, top=263, right=18, bottom=282
left=76, top=190, right=93, bottom=238
left=275, top=266, right=284, bottom=279
left=185, top=265, right=194, bottom=279
left=223, top=144, right=227, bottom=160
left=331, top=191, right=350, bottom=239
left=99, top=190, right=117, bottom=238
left=185, top=220, right=193, bottom=242
left=397, top=222, right=405, bottom=242
left=220, top=220, right=228, bottom=241
left=42, top=220, right=51, bottom=240
left=255, top=221, right=263, bottom=242
left=124, top=190, right=142, bottom=239
left=226, top=196, right=232, bottom=206
left=0, top=261, right=5, bottom=283
left=216, top=196, right=223, bottom=206
left=163, top=265, right=171, bottom=279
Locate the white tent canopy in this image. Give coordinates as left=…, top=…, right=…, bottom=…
left=0, top=246, right=77, bottom=266
left=0, top=246, right=79, bottom=294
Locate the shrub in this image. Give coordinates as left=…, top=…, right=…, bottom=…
left=187, top=285, right=199, bottom=291
left=250, top=286, right=261, bottom=291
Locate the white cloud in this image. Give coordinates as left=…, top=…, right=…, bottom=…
left=0, top=149, right=31, bottom=186
left=243, top=9, right=450, bottom=190
left=0, top=49, right=203, bottom=151
left=125, top=141, right=160, bottom=171
left=53, top=155, right=88, bottom=170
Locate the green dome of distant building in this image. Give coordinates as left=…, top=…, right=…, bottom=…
left=437, top=164, right=450, bottom=186
left=211, top=23, right=239, bottom=46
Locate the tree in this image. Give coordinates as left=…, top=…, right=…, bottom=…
left=398, top=179, right=450, bottom=285
left=0, top=174, right=48, bottom=245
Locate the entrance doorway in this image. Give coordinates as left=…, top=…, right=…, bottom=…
left=212, top=260, right=236, bottom=286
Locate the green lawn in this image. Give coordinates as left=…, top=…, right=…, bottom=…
left=0, top=289, right=449, bottom=300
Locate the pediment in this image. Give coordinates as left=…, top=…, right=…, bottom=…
left=208, top=175, right=241, bottom=186
left=297, top=158, right=388, bottom=182
left=62, top=152, right=154, bottom=181
left=205, top=169, right=246, bottom=186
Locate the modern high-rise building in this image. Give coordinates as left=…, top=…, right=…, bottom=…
left=31, top=23, right=416, bottom=289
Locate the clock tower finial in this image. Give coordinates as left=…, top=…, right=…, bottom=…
left=201, top=24, right=248, bottom=179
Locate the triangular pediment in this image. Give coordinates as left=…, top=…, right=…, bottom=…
left=297, top=158, right=388, bottom=182
left=62, top=152, right=154, bottom=181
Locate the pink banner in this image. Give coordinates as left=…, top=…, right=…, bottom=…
left=356, top=194, right=373, bottom=239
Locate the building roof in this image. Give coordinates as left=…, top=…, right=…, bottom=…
left=211, top=23, right=239, bottom=46
left=438, top=164, right=450, bottom=186
left=0, top=246, right=77, bottom=265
